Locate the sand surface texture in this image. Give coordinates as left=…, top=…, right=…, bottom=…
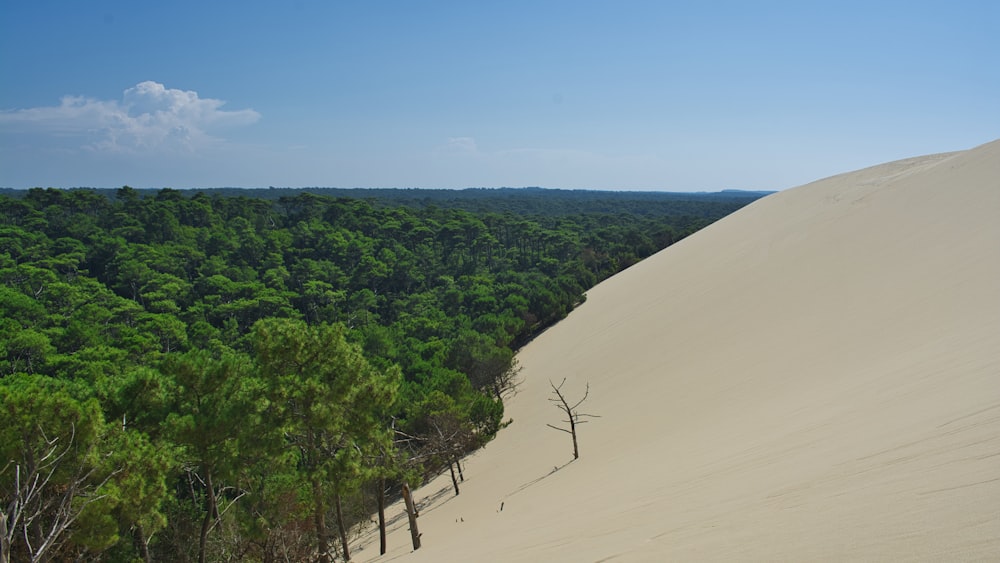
left=355, top=140, right=1000, bottom=562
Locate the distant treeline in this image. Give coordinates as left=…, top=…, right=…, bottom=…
left=0, top=186, right=764, bottom=561
left=2, top=185, right=770, bottom=216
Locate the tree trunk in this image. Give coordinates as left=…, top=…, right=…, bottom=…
left=312, top=478, right=331, bottom=563
left=377, top=478, right=387, bottom=556
left=136, top=525, right=151, bottom=563
left=198, top=469, right=217, bottom=563
left=455, top=458, right=464, bottom=482
left=401, top=483, right=421, bottom=551
left=334, top=492, right=350, bottom=561
left=1, top=512, right=9, bottom=563
left=29, top=517, right=43, bottom=562
left=448, top=462, right=460, bottom=496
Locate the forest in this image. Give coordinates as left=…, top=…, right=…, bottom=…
left=0, top=186, right=763, bottom=562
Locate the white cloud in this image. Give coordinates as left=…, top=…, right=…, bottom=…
left=0, top=81, right=260, bottom=152
left=441, top=136, right=479, bottom=155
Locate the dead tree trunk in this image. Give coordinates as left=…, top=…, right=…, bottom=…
left=546, top=378, right=599, bottom=460
left=570, top=415, right=579, bottom=459
left=401, top=483, right=421, bottom=551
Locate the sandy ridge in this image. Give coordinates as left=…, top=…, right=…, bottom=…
left=355, top=139, right=1000, bottom=562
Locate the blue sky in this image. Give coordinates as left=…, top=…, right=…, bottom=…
left=1, top=1, right=997, bottom=191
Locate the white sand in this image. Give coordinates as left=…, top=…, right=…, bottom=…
left=355, top=140, right=1000, bottom=562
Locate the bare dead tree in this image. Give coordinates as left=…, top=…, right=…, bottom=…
left=492, top=357, right=522, bottom=402
left=427, top=418, right=469, bottom=497
left=546, top=379, right=600, bottom=460
left=397, top=414, right=472, bottom=496
left=1, top=424, right=117, bottom=563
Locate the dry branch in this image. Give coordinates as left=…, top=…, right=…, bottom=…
left=546, top=379, right=600, bottom=460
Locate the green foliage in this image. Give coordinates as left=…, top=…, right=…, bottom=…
left=159, top=347, right=279, bottom=562
left=0, top=374, right=103, bottom=492
left=0, top=375, right=170, bottom=560
left=0, top=186, right=760, bottom=558
left=252, top=318, right=400, bottom=561
left=252, top=318, right=399, bottom=485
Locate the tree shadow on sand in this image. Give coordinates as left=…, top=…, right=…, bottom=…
left=352, top=482, right=459, bottom=559
left=505, top=458, right=576, bottom=500
left=416, top=482, right=461, bottom=516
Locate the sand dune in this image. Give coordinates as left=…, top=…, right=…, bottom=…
left=356, top=140, right=1000, bottom=562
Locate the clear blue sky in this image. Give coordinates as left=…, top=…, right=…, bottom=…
left=2, top=1, right=997, bottom=191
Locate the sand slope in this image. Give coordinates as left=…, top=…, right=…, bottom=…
left=356, top=140, right=1000, bottom=561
